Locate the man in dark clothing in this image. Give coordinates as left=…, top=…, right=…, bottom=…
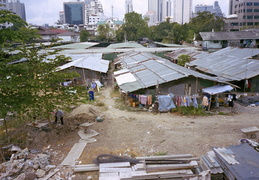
left=53, top=109, right=64, bottom=125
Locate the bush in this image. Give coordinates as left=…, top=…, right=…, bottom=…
left=174, top=106, right=207, bottom=116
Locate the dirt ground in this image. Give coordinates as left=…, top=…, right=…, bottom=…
left=27, top=87, right=259, bottom=179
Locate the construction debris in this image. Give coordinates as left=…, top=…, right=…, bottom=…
left=75, top=154, right=209, bottom=180
left=0, top=146, right=57, bottom=180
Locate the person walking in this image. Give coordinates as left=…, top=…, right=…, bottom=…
left=53, top=109, right=64, bottom=125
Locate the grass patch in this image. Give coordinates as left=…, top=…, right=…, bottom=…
left=173, top=106, right=208, bottom=116
left=153, top=152, right=168, bottom=156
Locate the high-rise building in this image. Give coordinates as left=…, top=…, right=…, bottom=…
left=0, top=0, right=9, bottom=10
left=125, top=0, right=133, bottom=14
left=64, top=1, right=85, bottom=25
left=173, top=0, right=192, bottom=24
left=85, top=0, right=104, bottom=25
left=8, top=0, right=26, bottom=21
left=146, top=0, right=171, bottom=25
left=226, top=0, right=259, bottom=31
left=195, top=1, right=223, bottom=17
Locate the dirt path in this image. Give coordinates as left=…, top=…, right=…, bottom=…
left=79, top=87, right=259, bottom=164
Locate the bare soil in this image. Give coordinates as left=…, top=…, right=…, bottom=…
left=27, top=87, right=259, bottom=179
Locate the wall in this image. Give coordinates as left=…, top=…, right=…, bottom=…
left=202, top=40, right=222, bottom=50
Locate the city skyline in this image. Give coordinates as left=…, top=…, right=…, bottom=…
left=23, top=0, right=229, bottom=25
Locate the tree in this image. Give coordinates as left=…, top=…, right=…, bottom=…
left=177, top=55, right=191, bottom=66
left=149, top=18, right=174, bottom=42
left=97, top=24, right=113, bottom=42
left=189, top=11, right=225, bottom=34
left=122, top=12, right=149, bottom=41
left=0, top=10, right=39, bottom=47
left=80, top=30, right=89, bottom=42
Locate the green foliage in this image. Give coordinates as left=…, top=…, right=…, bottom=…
left=189, top=11, right=225, bottom=34
left=175, top=106, right=207, bottom=116
left=80, top=30, right=89, bottom=42
left=177, top=55, right=191, bottom=66
left=123, top=12, right=149, bottom=41
left=0, top=10, right=39, bottom=47
left=97, top=24, right=114, bottom=42
left=0, top=45, right=85, bottom=130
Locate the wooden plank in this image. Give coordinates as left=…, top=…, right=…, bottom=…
left=99, top=162, right=130, bottom=168
left=99, top=167, right=132, bottom=173
left=146, top=161, right=198, bottom=172
left=60, top=142, right=87, bottom=166
left=121, top=170, right=198, bottom=180
left=240, top=126, right=259, bottom=133
left=136, top=154, right=193, bottom=161
left=74, top=164, right=99, bottom=172
left=99, top=172, right=120, bottom=180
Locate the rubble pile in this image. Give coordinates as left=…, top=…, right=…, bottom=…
left=0, top=146, right=55, bottom=180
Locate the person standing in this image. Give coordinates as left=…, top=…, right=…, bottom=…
left=53, top=109, right=64, bottom=125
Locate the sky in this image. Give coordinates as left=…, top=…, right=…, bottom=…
left=23, top=0, right=229, bottom=25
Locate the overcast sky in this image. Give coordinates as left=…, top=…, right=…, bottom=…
left=23, top=0, right=229, bottom=25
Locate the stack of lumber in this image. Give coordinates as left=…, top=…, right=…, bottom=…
left=211, top=144, right=259, bottom=180
left=200, top=151, right=224, bottom=180
left=95, top=154, right=208, bottom=180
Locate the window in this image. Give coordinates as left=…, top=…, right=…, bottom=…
left=243, top=16, right=246, bottom=19
left=247, top=16, right=253, bottom=19
left=254, top=2, right=259, bottom=6
left=255, top=16, right=259, bottom=19
left=247, top=22, right=253, bottom=26
left=246, top=2, right=253, bottom=6
left=247, top=9, right=253, bottom=12
left=231, top=22, right=239, bottom=26
left=255, top=9, right=259, bottom=12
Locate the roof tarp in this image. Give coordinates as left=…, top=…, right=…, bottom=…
left=202, top=85, right=233, bottom=95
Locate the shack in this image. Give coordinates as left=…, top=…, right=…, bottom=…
left=114, top=51, right=234, bottom=110
left=57, top=55, right=109, bottom=86
left=187, top=47, right=259, bottom=92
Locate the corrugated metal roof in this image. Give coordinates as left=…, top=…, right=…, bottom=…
left=189, top=47, right=259, bottom=81
left=51, top=42, right=99, bottom=49
left=154, top=42, right=184, bottom=47
left=200, top=31, right=259, bottom=41
left=57, top=55, right=109, bottom=73
left=114, top=51, right=232, bottom=92
left=107, top=42, right=144, bottom=49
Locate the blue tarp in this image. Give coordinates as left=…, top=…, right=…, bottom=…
left=157, top=94, right=176, bottom=112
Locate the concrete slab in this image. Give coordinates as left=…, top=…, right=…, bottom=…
left=60, top=142, right=87, bottom=166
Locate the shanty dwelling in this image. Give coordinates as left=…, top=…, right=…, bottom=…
left=57, top=54, right=110, bottom=87
left=113, top=51, right=234, bottom=112
left=187, top=47, right=259, bottom=93
left=37, top=26, right=80, bottom=42
left=164, top=48, right=203, bottom=63
left=198, top=31, right=259, bottom=51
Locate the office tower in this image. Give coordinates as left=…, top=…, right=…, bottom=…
left=173, top=0, right=192, bottom=24
left=8, top=0, right=26, bottom=21
left=147, top=0, right=171, bottom=25
left=59, top=11, right=65, bottom=24
left=125, top=0, right=133, bottom=14
left=195, top=1, right=223, bottom=17
left=85, top=0, right=104, bottom=25
left=64, top=1, right=85, bottom=25
left=226, top=0, right=259, bottom=31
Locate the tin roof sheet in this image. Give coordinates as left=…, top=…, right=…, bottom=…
left=57, top=55, right=109, bottom=73
left=200, top=31, right=259, bottom=41
left=114, top=51, right=232, bottom=92
left=189, top=47, right=259, bottom=81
